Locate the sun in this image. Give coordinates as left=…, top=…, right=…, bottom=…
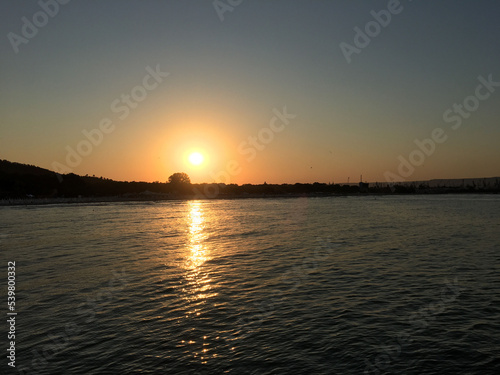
left=188, top=152, right=204, bottom=166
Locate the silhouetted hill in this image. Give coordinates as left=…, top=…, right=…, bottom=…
left=0, top=159, right=61, bottom=198
left=0, top=160, right=55, bottom=176
left=0, top=159, right=172, bottom=199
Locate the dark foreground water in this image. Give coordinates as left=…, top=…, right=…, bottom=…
left=1, top=195, right=499, bottom=374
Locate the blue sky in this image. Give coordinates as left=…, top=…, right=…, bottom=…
left=1, top=0, right=499, bottom=183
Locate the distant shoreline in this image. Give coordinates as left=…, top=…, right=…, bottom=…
left=2, top=160, right=499, bottom=205
left=1, top=191, right=498, bottom=207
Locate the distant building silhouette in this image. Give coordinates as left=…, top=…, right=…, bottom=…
left=359, top=174, right=369, bottom=193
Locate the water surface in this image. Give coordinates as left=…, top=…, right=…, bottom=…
left=1, top=195, right=499, bottom=374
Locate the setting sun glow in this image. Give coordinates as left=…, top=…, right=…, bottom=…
left=188, top=152, right=204, bottom=166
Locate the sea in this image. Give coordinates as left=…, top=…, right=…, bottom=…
left=1, top=195, right=499, bottom=374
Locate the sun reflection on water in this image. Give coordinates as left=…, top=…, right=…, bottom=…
left=182, top=201, right=217, bottom=302
left=180, top=201, right=220, bottom=363
left=186, top=201, right=209, bottom=270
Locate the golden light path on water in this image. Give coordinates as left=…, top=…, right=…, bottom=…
left=186, top=201, right=209, bottom=269
left=182, top=201, right=219, bottom=364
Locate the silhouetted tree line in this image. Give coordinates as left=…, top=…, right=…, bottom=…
left=1, top=160, right=498, bottom=200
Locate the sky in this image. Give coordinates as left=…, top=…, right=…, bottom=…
left=1, top=0, right=499, bottom=184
